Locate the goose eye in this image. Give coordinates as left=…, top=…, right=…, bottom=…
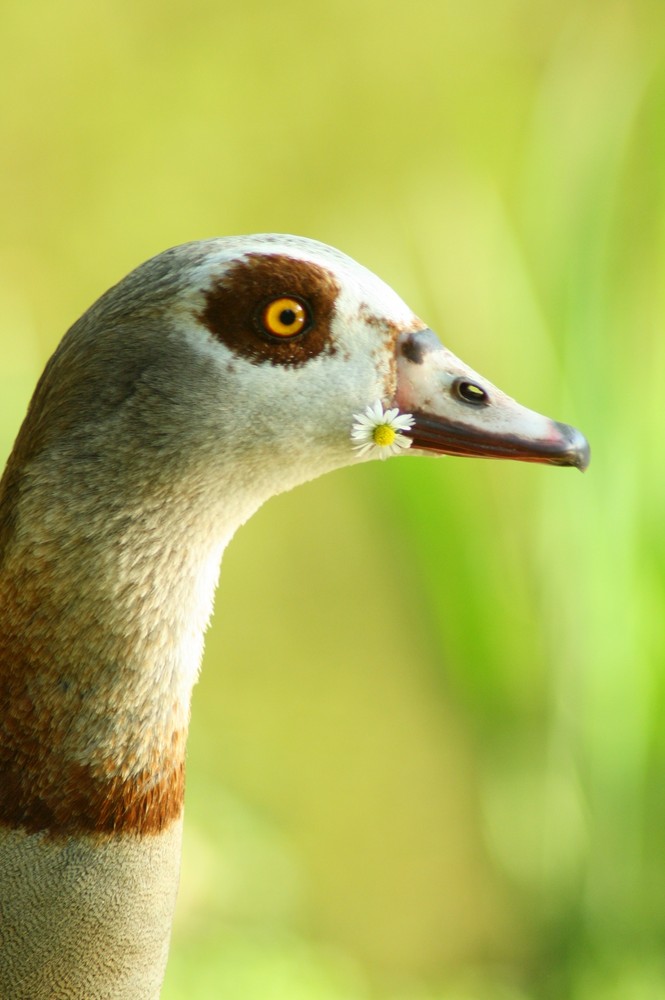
left=262, top=297, right=309, bottom=338
left=454, top=379, right=488, bottom=405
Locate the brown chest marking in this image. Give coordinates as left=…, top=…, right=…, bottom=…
left=0, top=584, right=187, bottom=838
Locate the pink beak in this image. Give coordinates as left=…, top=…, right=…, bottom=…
left=394, top=329, right=590, bottom=471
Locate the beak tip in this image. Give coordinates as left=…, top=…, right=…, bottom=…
left=555, top=422, right=591, bottom=472
left=577, top=444, right=591, bottom=473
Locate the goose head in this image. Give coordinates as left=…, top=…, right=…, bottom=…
left=181, top=234, right=590, bottom=486
left=29, top=233, right=587, bottom=542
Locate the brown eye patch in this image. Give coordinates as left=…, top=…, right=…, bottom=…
left=197, top=253, right=340, bottom=366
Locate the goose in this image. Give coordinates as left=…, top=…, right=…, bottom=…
left=0, top=234, right=589, bottom=999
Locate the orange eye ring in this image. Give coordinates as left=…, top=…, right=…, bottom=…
left=262, top=297, right=309, bottom=338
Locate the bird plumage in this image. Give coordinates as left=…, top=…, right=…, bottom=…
left=0, top=235, right=588, bottom=998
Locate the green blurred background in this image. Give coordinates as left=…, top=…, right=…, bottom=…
left=1, top=1, right=664, bottom=997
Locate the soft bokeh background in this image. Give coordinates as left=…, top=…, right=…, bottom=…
left=1, top=1, right=664, bottom=997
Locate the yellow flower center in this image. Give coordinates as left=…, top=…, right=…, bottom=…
left=372, top=423, right=396, bottom=447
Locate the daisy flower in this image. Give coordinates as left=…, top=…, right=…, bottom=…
left=350, top=400, right=415, bottom=460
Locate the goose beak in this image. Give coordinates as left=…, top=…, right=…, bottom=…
left=394, top=328, right=590, bottom=471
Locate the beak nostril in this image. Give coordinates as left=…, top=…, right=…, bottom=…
left=454, top=379, right=489, bottom=406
